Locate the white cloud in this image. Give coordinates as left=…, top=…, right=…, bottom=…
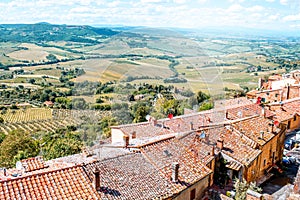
left=283, top=13, right=300, bottom=21
left=268, top=14, right=280, bottom=20
left=70, top=7, right=91, bottom=13
left=173, top=0, right=187, bottom=4
left=228, top=0, right=245, bottom=3
left=280, top=0, right=289, bottom=5
left=140, top=0, right=162, bottom=3
left=227, top=4, right=244, bottom=12
left=290, top=24, right=300, bottom=28
left=247, top=5, right=264, bottom=12
left=198, top=0, right=208, bottom=3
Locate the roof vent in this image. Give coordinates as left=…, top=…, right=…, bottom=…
left=163, top=150, right=172, bottom=157
left=190, top=122, right=194, bottom=130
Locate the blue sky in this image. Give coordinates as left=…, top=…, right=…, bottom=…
left=0, top=0, right=299, bottom=31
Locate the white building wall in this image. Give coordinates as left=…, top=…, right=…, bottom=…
left=111, top=129, right=125, bottom=144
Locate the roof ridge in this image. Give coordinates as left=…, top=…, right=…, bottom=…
left=0, top=164, right=82, bottom=183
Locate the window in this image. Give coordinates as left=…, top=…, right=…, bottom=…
left=263, top=159, right=266, bottom=166
left=294, top=115, right=297, bottom=121
left=190, top=189, right=196, bottom=200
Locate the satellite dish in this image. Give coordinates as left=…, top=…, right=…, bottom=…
left=200, top=131, right=206, bottom=139
left=237, top=111, right=243, bottom=118
left=16, top=161, right=23, bottom=170
left=145, top=115, right=151, bottom=121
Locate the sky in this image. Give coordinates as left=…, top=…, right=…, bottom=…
left=0, top=0, right=300, bottom=31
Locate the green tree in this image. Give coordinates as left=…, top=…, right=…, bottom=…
left=99, top=116, right=117, bottom=138
left=234, top=178, right=248, bottom=200
left=0, top=117, right=4, bottom=124
left=0, top=130, right=39, bottom=168
left=196, top=91, right=210, bottom=104
left=46, top=54, right=57, bottom=62
left=134, top=105, right=150, bottom=123
left=199, top=101, right=214, bottom=111
left=0, top=132, right=6, bottom=143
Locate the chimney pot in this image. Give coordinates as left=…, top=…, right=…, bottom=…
left=260, top=131, right=264, bottom=139
left=93, top=168, right=100, bottom=190
left=171, top=162, right=179, bottom=183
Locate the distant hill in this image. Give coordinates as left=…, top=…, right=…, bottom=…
left=0, top=23, right=119, bottom=44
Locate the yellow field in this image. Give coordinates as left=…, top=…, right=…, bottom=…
left=6, top=43, right=76, bottom=62
left=0, top=108, right=53, bottom=123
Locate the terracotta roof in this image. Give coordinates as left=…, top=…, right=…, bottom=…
left=227, top=104, right=274, bottom=119
left=21, top=156, right=48, bottom=172
left=140, top=135, right=213, bottom=192
left=214, top=97, right=253, bottom=109
left=270, top=98, right=300, bottom=122
left=0, top=165, right=101, bottom=199
left=226, top=161, right=242, bottom=171
left=198, top=126, right=261, bottom=166
left=83, top=153, right=173, bottom=200
left=113, top=121, right=173, bottom=139
left=232, top=116, right=277, bottom=146
left=44, top=101, right=54, bottom=106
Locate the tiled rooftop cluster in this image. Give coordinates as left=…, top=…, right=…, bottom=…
left=0, top=165, right=100, bottom=199
left=140, top=136, right=213, bottom=192
left=270, top=98, right=300, bottom=122
left=83, top=153, right=174, bottom=200
left=0, top=95, right=289, bottom=199
left=233, top=117, right=277, bottom=146
left=195, top=125, right=262, bottom=167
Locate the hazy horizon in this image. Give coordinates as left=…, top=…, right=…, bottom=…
left=0, top=0, right=300, bottom=33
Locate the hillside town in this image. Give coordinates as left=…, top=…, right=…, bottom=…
left=0, top=71, right=299, bottom=200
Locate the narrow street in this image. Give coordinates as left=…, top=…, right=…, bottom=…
left=262, top=129, right=300, bottom=195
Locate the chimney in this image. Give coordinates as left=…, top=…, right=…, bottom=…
left=217, top=139, right=224, bottom=150
left=93, top=168, right=100, bottom=190
left=190, top=122, right=194, bottom=130
left=268, top=124, right=273, bottom=133
left=171, top=162, right=179, bottom=183
left=260, top=131, right=264, bottom=140
left=131, top=131, right=136, bottom=139
left=123, top=135, right=129, bottom=147
left=287, top=85, right=290, bottom=100
left=3, top=168, right=7, bottom=177
left=211, top=146, right=215, bottom=156
left=261, top=107, right=266, bottom=118
left=152, top=118, right=157, bottom=126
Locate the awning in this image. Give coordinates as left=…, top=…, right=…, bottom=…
left=226, top=161, right=242, bottom=171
